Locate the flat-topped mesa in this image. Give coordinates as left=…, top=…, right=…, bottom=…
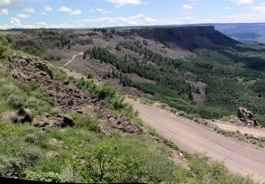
left=116, top=26, right=239, bottom=50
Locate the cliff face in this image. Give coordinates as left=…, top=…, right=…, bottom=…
left=117, top=26, right=239, bottom=51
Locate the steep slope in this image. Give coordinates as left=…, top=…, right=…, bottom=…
left=0, top=33, right=255, bottom=183
left=4, top=26, right=265, bottom=125
left=135, top=26, right=239, bottom=50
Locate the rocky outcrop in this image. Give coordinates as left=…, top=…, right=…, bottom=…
left=8, top=54, right=142, bottom=133
left=10, top=108, right=34, bottom=124
left=38, top=31, right=60, bottom=37
left=8, top=55, right=98, bottom=112
left=106, top=114, right=142, bottom=134
left=9, top=106, right=74, bottom=128
left=33, top=114, right=74, bottom=128
left=237, top=107, right=260, bottom=127
left=187, top=80, right=208, bottom=104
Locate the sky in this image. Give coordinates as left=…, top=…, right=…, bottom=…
left=0, top=0, right=265, bottom=29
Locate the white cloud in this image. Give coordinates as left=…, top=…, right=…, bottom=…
left=57, top=6, right=81, bottom=15
left=250, top=5, right=265, bottom=13
left=71, top=9, right=81, bottom=15
left=36, top=22, right=76, bottom=28
left=0, top=9, right=8, bottom=16
left=90, top=8, right=112, bottom=15
left=224, top=7, right=231, bottom=10
left=106, top=0, right=142, bottom=7
left=58, top=6, right=71, bottom=12
left=182, top=4, right=193, bottom=9
left=17, top=13, right=30, bottom=18
left=24, top=7, right=35, bottom=13
left=232, top=0, right=254, bottom=4
left=219, top=11, right=265, bottom=23
left=41, top=11, right=48, bottom=16
left=79, top=14, right=181, bottom=26
left=10, top=17, right=21, bottom=27
left=0, top=0, right=17, bottom=8
left=0, top=0, right=42, bottom=8
left=44, top=6, right=53, bottom=12
left=0, top=20, right=78, bottom=29
left=41, top=6, right=53, bottom=16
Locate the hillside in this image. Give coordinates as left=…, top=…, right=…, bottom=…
left=6, top=26, right=265, bottom=124
left=0, top=27, right=257, bottom=183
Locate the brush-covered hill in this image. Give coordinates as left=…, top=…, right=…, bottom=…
left=3, top=25, right=265, bottom=125
left=0, top=28, right=256, bottom=183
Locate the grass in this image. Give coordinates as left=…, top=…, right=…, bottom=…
left=0, top=62, right=255, bottom=183
left=0, top=35, right=257, bottom=183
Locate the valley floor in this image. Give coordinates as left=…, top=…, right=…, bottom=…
left=126, top=98, right=265, bottom=183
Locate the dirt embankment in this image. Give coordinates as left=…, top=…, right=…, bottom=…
left=126, top=98, right=265, bottom=183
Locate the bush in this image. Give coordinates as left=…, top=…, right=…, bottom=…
left=1, top=84, right=21, bottom=97
left=7, top=95, right=24, bottom=108
left=19, top=145, right=43, bottom=165
left=96, top=83, right=116, bottom=100
left=25, top=131, right=47, bottom=145
left=50, top=107, right=63, bottom=115
left=24, top=171, right=62, bottom=182
left=0, top=155, right=25, bottom=175
left=87, top=72, right=94, bottom=79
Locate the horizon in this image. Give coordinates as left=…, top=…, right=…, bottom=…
left=1, top=22, right=265, bottom=31
left=1, top=0, right=265, bottom=29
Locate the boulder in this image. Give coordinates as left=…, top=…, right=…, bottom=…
left=10, top=108, right=34, bottom=123
left=99, top=124, right=112, bottom=136
left=45, top=151, right=59, bottom=158
left=244, top=133, right=254, bottom=139
left=237, top=107, right=260, bottom=127
left=33, top=114, right=74, bottom=128
left=237, top=107, right=253, bottom=121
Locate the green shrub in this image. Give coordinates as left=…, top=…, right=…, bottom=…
left=7, top=95, right=25, bottom=108
left=1, top=84, right=21, bottom=97
left=24, top=171, right=62, bottom=182
left=96, top=82, right=116, bottom=100
left=19, top=145, right=43, bottom=165
left=50, top=107, right=63, bottom=115
left=35, top=157, right=64, bottom=174
left=0, top=155, right=25, bottom=175
left=25, top=97, right=39, bottom=109
left=87, top=72, right=94, bottom=79
left=25, top=131, right=47, bottom=146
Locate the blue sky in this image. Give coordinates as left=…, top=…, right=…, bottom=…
left=0, top=0, right=265, bottom=29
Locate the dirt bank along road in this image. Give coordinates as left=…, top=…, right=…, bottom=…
left=126, top=98, right=265, bottom=183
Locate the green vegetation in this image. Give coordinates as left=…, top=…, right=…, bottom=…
left=0, top=34, right=256, bottom=183
left=83, top=42, right=265, bottom=125
left=6, top=29, right=265, bottom=125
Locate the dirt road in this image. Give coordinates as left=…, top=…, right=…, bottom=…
left=126, top=98, right=265, bottom=183
left=64, top=52, right=83, bottom=67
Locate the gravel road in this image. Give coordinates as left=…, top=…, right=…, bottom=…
left=64, top=52, right=83, bottom=67
left=126, top=98, right=265, bottom=183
